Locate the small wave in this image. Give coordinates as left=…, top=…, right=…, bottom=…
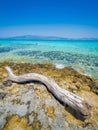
left=55, top=64, right=65, bottom=69
left=73, top=67, right=92, bottom=77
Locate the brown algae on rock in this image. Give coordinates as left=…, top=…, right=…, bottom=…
left=4, top=115, right=32, bottom=130
left=46, top=107, right=55, bottom=118
left=35, top=89, right=44, bottom=99
left=32, top=112, right=42, bottom=130
left=10, top=86, right=20, bottom=95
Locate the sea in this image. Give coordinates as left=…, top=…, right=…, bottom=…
left=0, top=39, right=98, bottom=80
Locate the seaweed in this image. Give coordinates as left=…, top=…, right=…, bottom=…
left=0, top=47, right=13, bottom=53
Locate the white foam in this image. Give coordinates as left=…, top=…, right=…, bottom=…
left=55, top=64, right=65, bottom=69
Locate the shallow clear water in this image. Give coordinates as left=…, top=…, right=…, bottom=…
left=0, top=40, right=98, bottom=80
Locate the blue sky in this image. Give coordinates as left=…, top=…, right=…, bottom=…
left=0, top=0, right=98, bottom=38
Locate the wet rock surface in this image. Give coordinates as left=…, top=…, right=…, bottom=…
left=0, top=62, right=98, bottom=130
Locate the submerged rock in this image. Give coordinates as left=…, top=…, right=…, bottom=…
left=0, top=47, right=13, bottom=53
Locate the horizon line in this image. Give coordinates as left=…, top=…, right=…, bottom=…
left=0, top=34, right=98, bottom=40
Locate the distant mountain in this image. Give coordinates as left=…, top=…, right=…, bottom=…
left=0, top=35, right=98, bottom=41
left=3, top=35, right=66, bottom=40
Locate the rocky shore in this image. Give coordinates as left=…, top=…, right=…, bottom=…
left=0, top=62, right=98, bottom=130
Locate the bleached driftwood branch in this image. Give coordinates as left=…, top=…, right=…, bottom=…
left=5, top=66, right=91, bottom=119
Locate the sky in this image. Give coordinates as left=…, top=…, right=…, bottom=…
left=0, top=0, right=98, bottom=38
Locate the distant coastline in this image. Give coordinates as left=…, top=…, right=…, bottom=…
left=0, top=35, right=98, bottom=41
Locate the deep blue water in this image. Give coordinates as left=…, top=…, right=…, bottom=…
left=0, top=40, right=98, bottom=80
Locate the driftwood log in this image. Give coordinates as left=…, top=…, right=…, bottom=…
left=5, top=66, right=91, bottom=119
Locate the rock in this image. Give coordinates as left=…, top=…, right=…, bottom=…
left=51, top=115, right=69, bottom=130
left=0, top=84, right=4, bottom=89
left=3, top=80, right=12, bottom=87
left=0, top=92, right=6, bottom=99
left=0, top=62, right=98, bottom=130
left=84, top=124, right=97, bottom=130
left=69, top=124, right=78, bottom=130
left=0, top=117, right=6, bottom=130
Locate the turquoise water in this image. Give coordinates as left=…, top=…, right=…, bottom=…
left=0, top=40, right=98, bottom=80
